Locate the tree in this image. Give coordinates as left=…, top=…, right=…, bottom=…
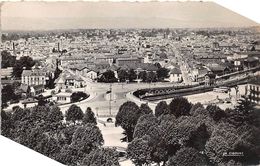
left=1, top=50, right=16, bottom=68
left=139, top=103, right=153, bottom=115
left=12, top=56, right=35, bottom=78
left=132, top=114, right=169, bottom=165
left=205, top=122, right=260, bottom=165
left=12, top=106, right=30, bottom=122
left=1, top=110, right=14, bottom=138
left=59, top=125, right=78, bottom=145
left=167, top=147, right=207, bottom=166
left=127, top=136, right=152, bottom=166
left=116, top=101, right=141, bottom=141
left=146, top=72, right=157, bottom=82
left=206, top=104, right=226, bottom=122
left=187, top=123, right=210, bottom=151
left=56, top=144, right=84, bottom=166
left=70, top=91, right=89, bottom=103
left=71, top=124, right=104, bottom=154
left=35, top=134, right=61, bottom=159
left=65, top=104, right=84, bottom=124
left=226, top=96, right=258, bottom=127
left=128, top=69, right=137, bottom=82
left=98, top=70, right=117, bottom=83
left=1, top=84, right=17, bottom=108
left=82, top=148, right=120, bottom=166
left=155, top=101, right=170, bottom=117
left=235, top=96, right=254, bottom=114
left=37, top=95, right=47, bottom=106
left=138, top=71, right=147, bottom=82
left=117, top=69, right=128, bottom=82
left=30, top=105, right=50, bottom=123
left=47, top=106, right=64, bottom=123
left=190, top=102, right=204, bottom=116
left=133, top=114, right=159, bottom=139
left=83, top=107, right=97, bottom=125
left=169, top=97, right=192, bottom=118
left=156, top=67, right=169, bottom=80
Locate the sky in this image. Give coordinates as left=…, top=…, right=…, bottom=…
left=1, top=0, right=259, bottom=30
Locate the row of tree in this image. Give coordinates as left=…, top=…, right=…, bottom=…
left=1, top=104, right=120, bottom=166
left=115, top=96, right=260, bottom=165
left=98, top=67, right=170, bottom=83
left=1, top=50, right=35, bottom=78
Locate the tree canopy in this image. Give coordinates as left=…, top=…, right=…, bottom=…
left=116, top=101, right=142, bottom=141
left=65, top=104, right=84, bottom=124
left=169, top=97, right=192, bottom=118
left=83, top=107, right=97, bottom=125
left=82, top=148, right=120, bottom=166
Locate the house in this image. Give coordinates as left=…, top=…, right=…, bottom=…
left=204, top=72, right=216, bottom=86
left=54, top=72, right=85, bottom=90
left=245, top=77, right=260, bottom=105
left=17, top=84, right=30, bottom=98
left=55, top=75, right=66, bottom=90
left=74, top=77, right=85, bottom=88
left=1, top=67, right=13, bottom=79
left=30, top=84, right=45, bottom=96
left=86, top=70, right=98, bottom=80
left=52, top=91, right=71, bottom=104
left=21, top=69, right=46, bottom=86
left=168, top=68, right=183, bottom=83
left=206, top=63, right=230, bottom=76
left=191, top=65, right=209, bottom=82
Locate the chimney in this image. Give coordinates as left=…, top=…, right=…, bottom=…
left=13, top=42, right=16, bottom=56
left=58, top=42, right=60, bottom=52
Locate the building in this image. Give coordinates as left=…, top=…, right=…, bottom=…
left=86, top=70, right=98, bottom=80
left=168, top=68, right=183, bottom=82
left=30, top=85, right=45, bottom=96
left=116, top=57, right=143, bottom=66
left=191, top=65, right=209, bottom=82
left=52, top=91, right=71, bottom=104
left=1, top=67, right=13, bottom=79
left=21, top=69, right=46, bottom=86
left=246, top=77, right=260, bottom=105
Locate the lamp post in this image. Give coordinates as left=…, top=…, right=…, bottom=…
left=109, top=83, right=112, bottom=116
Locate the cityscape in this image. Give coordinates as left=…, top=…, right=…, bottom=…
left=1, top=1, right=260, bottom=166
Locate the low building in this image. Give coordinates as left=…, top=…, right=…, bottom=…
left=52, top=91, right=71, bottom=104
left=1, top=67, right=13, bottom=79
left=168, top=68, right=183, bottom=82
left=86, top=70, right=98, bottom=80
left=191, top=65, right=209, bottom=82
left=30, top=84, right=45, bottom=96
left=116, top=57, right=143, bottom=66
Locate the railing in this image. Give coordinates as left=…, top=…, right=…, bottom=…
left=134, top=75, right=252, bottom=101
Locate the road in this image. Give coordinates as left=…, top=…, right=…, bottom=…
left=58, top=76, right=175, bottom=116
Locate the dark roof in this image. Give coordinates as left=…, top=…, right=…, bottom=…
left=22, top=69, right=45, bottom=77
left=170, top=68, right=182, bottom=74
left=121, top=63, right=158, bottom=71
left=205, top=73, right=216, bottom=79
left=20, top=84, right=29, bottom=92
left=248, top=76, right=260, bottom=85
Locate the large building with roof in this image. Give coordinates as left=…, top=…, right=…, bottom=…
left=21, top=69, right=47, bottom=86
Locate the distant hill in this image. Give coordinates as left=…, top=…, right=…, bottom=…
left=1, top=1, right=258, bottom=30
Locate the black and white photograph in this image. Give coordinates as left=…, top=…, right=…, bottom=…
left=0, top=1, right=260, bottom=165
